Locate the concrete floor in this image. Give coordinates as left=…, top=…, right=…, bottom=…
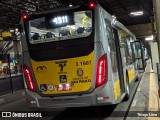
left=127, top=59, right=160, bottom=120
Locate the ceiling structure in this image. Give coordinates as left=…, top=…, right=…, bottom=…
left=0, top=0, right=153, bottom=29
left=0, top=0, right=153, bottom=59
left=99, top=0, right=153, bottom=26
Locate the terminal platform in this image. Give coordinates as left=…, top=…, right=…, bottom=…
left=127, top=59, right=160, bottom=119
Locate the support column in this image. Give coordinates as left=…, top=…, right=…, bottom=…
left=153, top=0, right=160, bottom=61
left=150, top=42, right=159, bottom=73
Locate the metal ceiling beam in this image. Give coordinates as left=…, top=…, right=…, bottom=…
left=118, top=0, right=130, bottom=13
left=22, top=0, right=37, bottom=6
left=98, top=0, right=115, bottom=14
left=0, top=0, right=153, bottom=29
left=0, top=0, right=35, bottom=12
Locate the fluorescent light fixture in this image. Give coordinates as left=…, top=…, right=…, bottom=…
left=145, top=35, right=153, bottom=41
left=130, top=11, right=143, bottom=16
left=69, top=4, right=73, bottom=7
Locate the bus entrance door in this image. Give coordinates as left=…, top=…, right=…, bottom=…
left=113, top=29, right=125, bottom=94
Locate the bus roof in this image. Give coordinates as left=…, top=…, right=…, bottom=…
left=34, top=6, right=80, bottom=16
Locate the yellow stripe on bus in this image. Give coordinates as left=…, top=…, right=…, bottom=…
left=114, top=79, right=121, bottom=100
left=128, top=68, right=135, bottom=83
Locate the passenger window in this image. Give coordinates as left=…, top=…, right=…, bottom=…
left=118, top=30, right=134, bottom=65
left=29, top=10, right=92, bottom=44
left=125, top=38, right=134, bottom=64
left=104, top=19, right=118, bottom=72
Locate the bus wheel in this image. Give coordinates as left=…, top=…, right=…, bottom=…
left=124, top=75, right=130, bottom=101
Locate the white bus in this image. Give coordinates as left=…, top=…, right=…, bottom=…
left=21, top=1, right=143, bottom=108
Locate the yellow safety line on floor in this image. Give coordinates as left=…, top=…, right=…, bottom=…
left=148, top=63, right=160, bottom=120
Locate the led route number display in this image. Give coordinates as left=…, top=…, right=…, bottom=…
left=46, top=13, right=74, bottom=28
left=52, top=16, right=68, bottom=24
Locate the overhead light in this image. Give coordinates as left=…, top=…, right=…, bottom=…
left=145, top=35, right=153, bottom=41
left=130, top=11, right=143, bottom=16
left=69, top=4, right=73, bottom=7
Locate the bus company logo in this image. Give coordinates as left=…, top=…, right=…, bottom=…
left=36, top=66, right=47, bottom=72
left=55, top=61, right=67, bottom=72
left=77, top=68, right=83, bottom=76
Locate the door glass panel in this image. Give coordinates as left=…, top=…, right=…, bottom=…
left=131, top=41, right=144, bottom=70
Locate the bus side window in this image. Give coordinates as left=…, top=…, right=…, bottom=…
left=124, top=38, right=134, bottom=64
left=104, top=19, right=118, bottom=72
left=117, top=31, right=127, bottom=67
left=118, top=31, right=134, bottom=65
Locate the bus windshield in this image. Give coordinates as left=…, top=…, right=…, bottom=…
left=29, top=10, right=92, bottom=44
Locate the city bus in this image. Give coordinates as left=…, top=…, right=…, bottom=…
left=20, top=1, right=143, bottom=108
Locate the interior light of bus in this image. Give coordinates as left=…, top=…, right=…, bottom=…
left=23, top=65, right=35, bottom=92
left=96, top=54, right=108, bottom=88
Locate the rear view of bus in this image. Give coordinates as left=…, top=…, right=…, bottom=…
left=21, top=2, right=115, bottom=108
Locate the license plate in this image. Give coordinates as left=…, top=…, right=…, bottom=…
left=57, top=84, right=72, bottom=91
